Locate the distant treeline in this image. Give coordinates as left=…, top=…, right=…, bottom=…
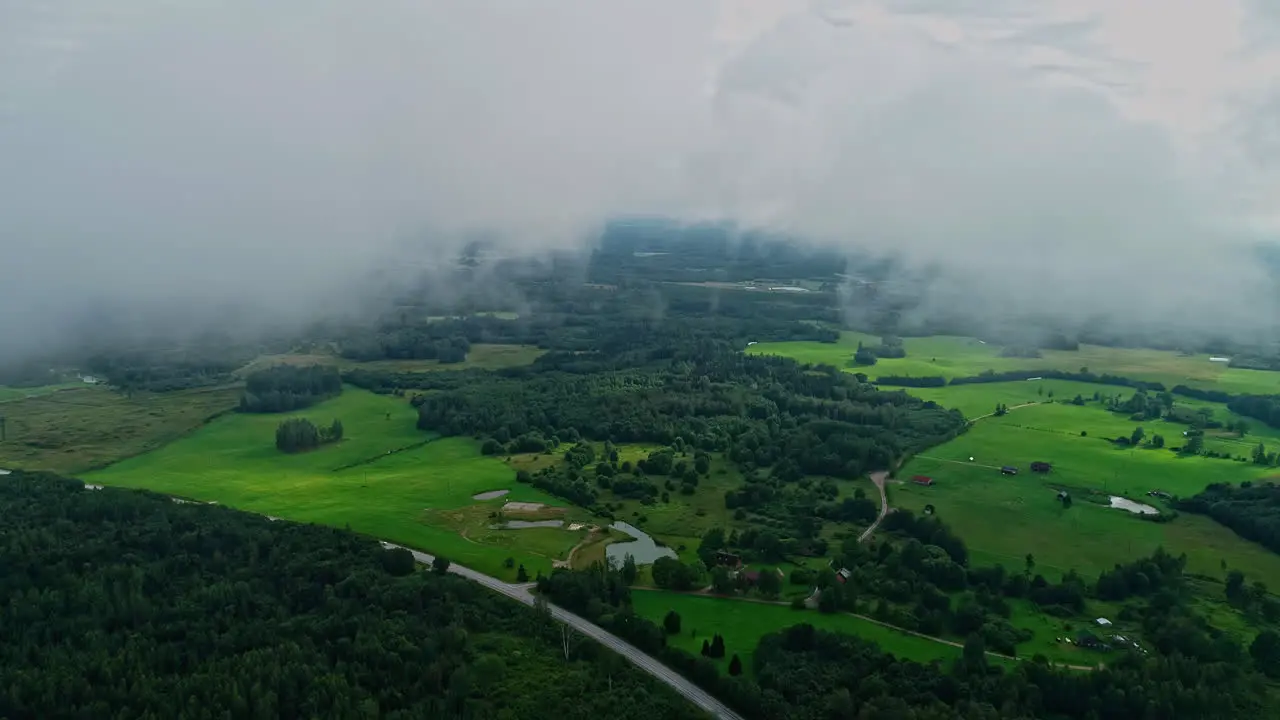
left=1178, top=482, right=1280, bottom=556
left=875, top=368, right=1167, bottom=391
left=239, top=365, right=342, bottom=413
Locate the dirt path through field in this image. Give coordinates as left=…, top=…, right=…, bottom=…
left=858, top=471, right=891, bottom=543
left=969, top=401, right=1040, bottom=422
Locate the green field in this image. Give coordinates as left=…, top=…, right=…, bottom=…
left=237, top=343, right=545, bottom=376
left=0, top=382, right=80, bottom=404
left=893, top=402, right=1280, bottom=582
left=0, top=385, right=241, bottom=474
left=749, top=332, right=1280, bottom=395
left=630, top=589, right=964, bottom=669
left=84, top=388, right=588, bottom=578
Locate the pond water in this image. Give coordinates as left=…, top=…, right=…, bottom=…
left=495, top=519, right=565, bottom=529
left=606, top=521, right=677, bottom=567
left=0, top=469, right=10, bottom=476
left=472, top=489, right=510, bottom=501
left=1109, top=496, right=1159, bottom=515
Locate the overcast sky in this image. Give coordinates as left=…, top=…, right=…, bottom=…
left=3, top=0, right=1280, bottom=355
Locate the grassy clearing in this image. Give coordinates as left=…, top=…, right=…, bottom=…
left=0, top=383, right=82, bottom=404
left=83, top=388, right=582, bottom=578
left=893, top=403, right=1280, bottom=582
left=906, top=380, right=1124, bottom=420
left=630, top=590, right=963, bottom=670
left=238, top=343, right=545, bottom=376
left=0, top=385, right=240, bottom=474
left=749, top=332, right=1280, bottom=395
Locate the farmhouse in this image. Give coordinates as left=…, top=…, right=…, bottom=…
left=712, top=550, right=742, bottom=569
left=911, top=475, right=935, bottom=486
left=836, top=568, right=852, bottom=584
left=1031, top=461, right=1052, bottom=473
left=1000, top=466, right=1018, bottom=475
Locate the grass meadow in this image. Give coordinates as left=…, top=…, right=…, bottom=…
left=748, top=332, right=1280, bottom=395
left=0, top=385, right=241, bottom=474
left=629, top=589, right=965, bottom=671
left=84, top=387, right=586, bottom=578
left=236, top=343, right=545, bottom=377
left=893, top=402, right=1280, bottom=582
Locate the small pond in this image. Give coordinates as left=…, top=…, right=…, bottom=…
left=473, top=489, right=510, bottom=501
left=494, top=519, right=565, bottom=529
left=606, top=521, right=677, bottom=567
left=1109, top=496, right=1159, bottom=515
left=0, top=469, right=10, bottom=476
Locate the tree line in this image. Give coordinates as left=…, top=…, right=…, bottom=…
left=537, top=561, right=1276, bottom=719
left=1178, top=482, right=1280, bottom=556
left=239, top=364, right=342, bottom=413
left=0, top=472, right=704, bottom=720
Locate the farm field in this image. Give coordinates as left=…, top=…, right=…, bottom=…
left=0, top=382, right=80, bottom=404
left=84, top=387, right=587, bottom=578
left=236, top=342, right=545, bottom=376
left=893, top=403, right=1280, bottom=582
left=0, top=385, right=241, bottom=474
left=749, top=332, right=1280, bottom=395
left=629, top=589, right=965, bottom=670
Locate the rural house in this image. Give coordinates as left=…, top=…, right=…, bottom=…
left=1000, top=466, right=1018, bottom=475
left=712, top=550, right=742, bottom=569
left=911, top=475, right=934, bottom=486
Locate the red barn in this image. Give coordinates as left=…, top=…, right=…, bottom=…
left=912, top=475, right=935, bottom=486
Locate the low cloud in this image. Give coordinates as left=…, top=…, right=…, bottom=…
left=2, top=0, right=1279, bottom=361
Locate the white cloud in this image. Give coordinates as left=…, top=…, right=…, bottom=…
left=2, top=0, right=1280, bottom=353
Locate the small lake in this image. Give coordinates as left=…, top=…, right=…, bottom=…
left=1109, top=496, right=1159, bottom=515
left=606, top=521, right=677, bottom=567
left=0, top=469, right=10, bottom=476
left=495, top=520, right=564, bottom=529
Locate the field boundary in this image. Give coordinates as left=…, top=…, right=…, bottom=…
left=631, top=587, right=1097, bottom=671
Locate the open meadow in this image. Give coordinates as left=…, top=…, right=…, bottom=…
left=629, top=589, right=965, bottom=670
left=0, top=385, right=240, bottom=474
left=84, top=387, right=592, bottom=578
left=893, top=402, right=1280, bottom=582
left=749, top=332, right=1280, bottom=395
left=235, top=343, right=545, bottom=377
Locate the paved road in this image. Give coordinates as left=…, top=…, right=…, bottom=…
left=858, top=471, right=890, bottom=542
left=382, top=543, right=744, bottom=720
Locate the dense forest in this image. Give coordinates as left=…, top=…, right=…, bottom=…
left=0, top=473, right=704, bottom=720
left=239, top=365, right=343, bottom=413
left=538, top=562, right=1275, bottom=720
left=1178, top=482, right=1280, bottom=555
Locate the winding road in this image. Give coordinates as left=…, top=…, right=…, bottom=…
left=381, top=542, right=744, bottom=720
left=858, top=470, right=891, bottom=542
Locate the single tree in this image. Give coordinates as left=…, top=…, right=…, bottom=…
left=516, top=564, right=529, bottom=582
left=1024, top=553, right=1035, bottom=577
left=700, top=639, right=711, bottom=657
left=621, top=554, right=638, bottom=584
left=709, top=633, right=726, bottom=659
left=1131, top=426, right=1145, bottom=446
left=663, top=610, right=682, bottom=635
left=728, top=654, right=743, bottom=676
left=431, top=555, right=451, bottom=575
left=1251, top=630, right=1280, bottom=678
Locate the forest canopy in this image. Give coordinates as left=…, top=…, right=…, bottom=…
left=239, top=365, right=342, bottom=413
left=0, top=473, right=703, bottom=720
